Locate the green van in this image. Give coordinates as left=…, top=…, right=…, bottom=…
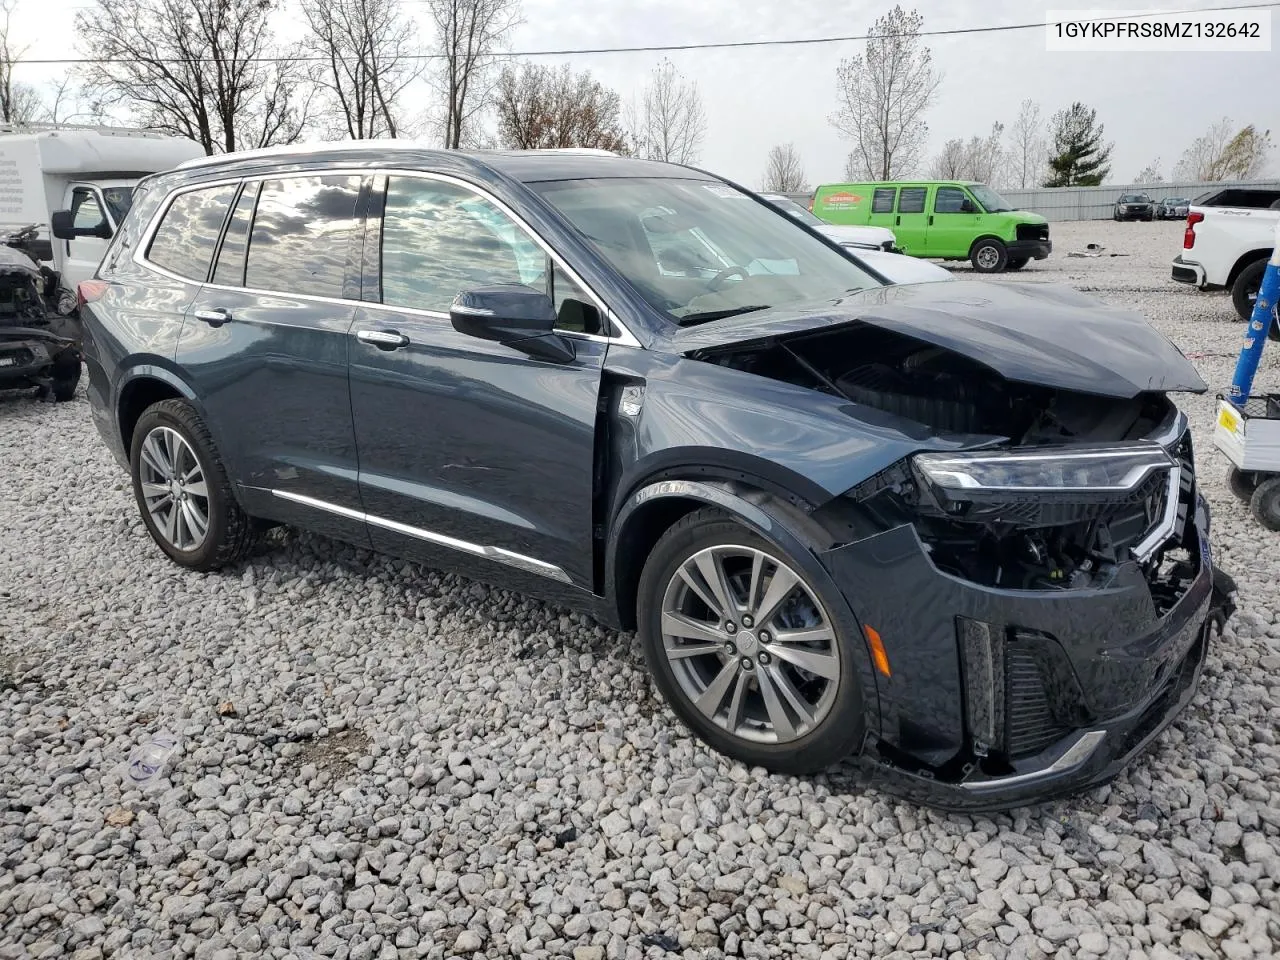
left=810, top=181, right=1051, bottom=273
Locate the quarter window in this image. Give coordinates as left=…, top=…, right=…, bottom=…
left=244, top=176, right=362, bottom=299
left=146, top=184, right=239, bottom=282
left=897, top=188, right=926, bottom=214
left=379, top=177, right=541, bottom=313
left=871, top=188, right=896, bottom=214
left=71, top=189, right=106, bottom=231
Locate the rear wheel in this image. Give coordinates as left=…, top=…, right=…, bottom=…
left=970, top=238, right=1008, bottom=273
left=130, top=399, right=258, bottom=571
left=637, top=509, right=865, bottom=775
left=1232, top=259, right=1279, bottom=341
left=1249, top=477, right=1280, bottom=531
left=1006, top=257, right=1029, bottom=271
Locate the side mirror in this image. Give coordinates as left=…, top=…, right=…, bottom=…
left=449, top=284, right=575, bottom=364
left=51, top=210, right=113, bottom=241
left=960, top=198, right=977, bottom=213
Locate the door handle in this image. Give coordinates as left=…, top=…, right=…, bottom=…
left=357, top=329, right=410, bottom=350
left=928, top=215, right=934, bottom=226
left=895, top=215, right=900, bottom=226
left=193, top=308, right=232, bottom=327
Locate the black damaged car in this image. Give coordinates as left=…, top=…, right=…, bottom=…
left=0, top=227, right=81, bottom=401
left=79, top=146, right=1234, bottom=809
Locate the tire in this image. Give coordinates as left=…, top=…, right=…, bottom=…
left=1249, top=477, right=1280, bottom=531
left=636, top=508, right=866, bottom=775
left=970, top=238, right=1008, bottom=273
left=1006, top=257, right=1029, bottom=271
left=129, top=398, right=257, bottom=571
left=1228, top=466, right=1259, bottom=502
left=1231, top=259, right=1280, bottom=342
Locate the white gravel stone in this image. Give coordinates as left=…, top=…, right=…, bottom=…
left=1, top=220, right=1279, bottom=959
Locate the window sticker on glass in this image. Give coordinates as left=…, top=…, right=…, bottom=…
left=703, top=184, right=746, bottom=199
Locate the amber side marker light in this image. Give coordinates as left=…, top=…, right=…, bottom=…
left=864, top=625, right=892, bottom=677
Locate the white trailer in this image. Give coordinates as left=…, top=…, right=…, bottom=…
left=0, top=126, right=204, bottom=296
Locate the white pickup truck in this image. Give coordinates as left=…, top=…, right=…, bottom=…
left=1171, top=196, right=1280, bottom=337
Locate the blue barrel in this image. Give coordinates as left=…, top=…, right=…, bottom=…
left=1229, top=225, right=1280, bottom=404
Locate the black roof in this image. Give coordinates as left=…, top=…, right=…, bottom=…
left=167, top=143, right=713, bottom=185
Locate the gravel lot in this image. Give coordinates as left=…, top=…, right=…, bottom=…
left=2, top=219, right=1279, bottom=960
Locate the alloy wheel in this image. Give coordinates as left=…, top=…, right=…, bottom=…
left=975, top=245, right=1000, bottom=270
left=659, top=545, right=841, bottom=744
left=138, top=426, right=210, bottom=551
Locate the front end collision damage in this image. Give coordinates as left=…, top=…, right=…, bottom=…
left=602, top=281, right=1236, bottom=808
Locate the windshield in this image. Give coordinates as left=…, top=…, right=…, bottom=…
left=101, top=186, right=134, bottom=223
left=763, top=194, right=824, bottom=226
left=1121, top=194, right=1150, bottom=202
left=969, top=184, right=1013, bottom=212
left=532, top=178, right=881, bottom=326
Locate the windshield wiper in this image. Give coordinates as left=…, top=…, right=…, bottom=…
left=675, top=305, right=770, bottom=327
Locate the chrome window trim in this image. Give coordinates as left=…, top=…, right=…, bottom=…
left=271, top=489, right=573, bottom=584
left=374, top=167, right=641, bottom=347
left=134, top=166, right=642, bottom=348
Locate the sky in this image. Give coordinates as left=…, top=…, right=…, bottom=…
left=8, top=0, right=1276, bottom=188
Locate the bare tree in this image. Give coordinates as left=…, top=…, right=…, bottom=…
left=761, top=143, right=806, bottom=192
left=1003, top=99, right=1046, bottom=189
left=830, top=5, right=941, bottom=180
left=929, top=139, right=966, bottom=179
left=1175, top=117, right=1273, bottom=181
left=494, top=61, right=627, bottom=152
left=0, top=0, right=40, bottom=126
left=427, top=0, right=521, bottom=149
left=841, top=152, right=860, bottom=181
left=629, top=58, right=706, bottom=164
left=75, top=0, right=310, bottom=154
left=301, top=0, right=421, bottom=139
left=929, top=123, right=1002, bottom=182
left=1135, top=159, right=1163, bottom=183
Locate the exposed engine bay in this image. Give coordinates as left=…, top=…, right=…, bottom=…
left=697, top=322, right=1196, bottom=602
left=0, top=225, right=82, bottom=401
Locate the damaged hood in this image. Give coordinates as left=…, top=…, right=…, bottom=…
left=673, top=280, right=1207, bottom=398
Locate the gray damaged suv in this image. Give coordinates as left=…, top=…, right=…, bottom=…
left=80, top=145, right=1234, bottom=809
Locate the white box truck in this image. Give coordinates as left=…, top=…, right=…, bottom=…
left=0, top=125, right=205, bottom=296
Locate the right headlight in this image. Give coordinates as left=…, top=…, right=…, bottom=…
left=912, top=444, right=1175, bottom=496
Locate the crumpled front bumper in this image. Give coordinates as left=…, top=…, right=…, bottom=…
left=816, top=493, right=1233, bottom=811
left=0, top=334, right=62, bottom=388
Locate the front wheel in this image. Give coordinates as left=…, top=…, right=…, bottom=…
left=130, top=399, right=258, bottom=571
left=637, top=509, right=865, bottom=774
left=1229, top=467, right=1259, bottom=502
left=971, top=239, right=1008, bottom=273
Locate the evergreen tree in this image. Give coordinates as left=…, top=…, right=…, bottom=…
left=1043, top=102, right=1112, bottom=187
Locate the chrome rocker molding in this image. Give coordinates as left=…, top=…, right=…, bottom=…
left=270, top=489, right=572, bottom=584
left=959, top=729, right=1107, bottom=792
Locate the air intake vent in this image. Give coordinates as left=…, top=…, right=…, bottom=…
left=1005, top=646, right=1072, bottom=758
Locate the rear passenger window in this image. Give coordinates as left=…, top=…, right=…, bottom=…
left=211, top=183, right=259, bottom=288
left=871, top=188, right=896, bottom=214
left=146, top=184, right=239, bottom=281
left=244, top=176, right=362, bottom=298
left=897, top=188, right=926, bottom=214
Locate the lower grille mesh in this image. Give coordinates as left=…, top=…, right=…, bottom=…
left=1006, top=647, right=1071, bottom=758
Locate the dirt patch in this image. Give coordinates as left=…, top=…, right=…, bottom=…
left=284, top=727, right=370, bottom=777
